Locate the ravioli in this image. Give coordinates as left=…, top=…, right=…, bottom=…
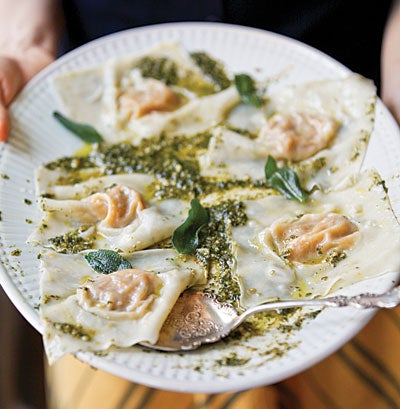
left=232, top=171, right=400, bottom=308
left=40, top=249, right=206, bottom=363
left=30, top=41, right=400, bottom=364
left=53, top=42, right=239, bottom=143
left=29, top=172, right=190, bottom=254
left=200, top=75, right=376, bottom=191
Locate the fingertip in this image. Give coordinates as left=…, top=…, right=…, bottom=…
left=0, top=104, right=9, bottom=142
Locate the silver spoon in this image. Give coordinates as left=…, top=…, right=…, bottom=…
left=141, top=286, right=400, bottom=351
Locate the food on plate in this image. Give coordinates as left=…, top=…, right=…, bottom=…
left=28, top=41, right=400, bottom=363
left=264, top=212, right=359, bottom=263
left=76, top=268, right=162, bottom=318
left=28, top=173, right=190, bottom=253
left=201, top=74, right=376, bottom=191
left=232, top=171, right=400, bottom=308
left=70, top=184, right=145, bottom=228
left=53, top=42, right=239, bottom=142
left=258, top=112, right=340, bottom=161
left=40, top=249, right=206, bottom=362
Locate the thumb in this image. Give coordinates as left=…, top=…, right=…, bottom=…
left=0, top=57, right=24, bottom=142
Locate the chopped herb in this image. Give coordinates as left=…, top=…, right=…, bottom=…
left=42, top=294, right=61, bottom=304
left=135, top=56, right=178, bottom=85
left=190, top=52, right=231, bottom=90
left=48, top=228, right=95, bottom=254
left=325, top=250, right=347, bottom=267
left=84, top=249, right=132, bottom=275
left=216, top=352, right=250, bottom=367
left=10, top=249, right=21, bottom=256
left=40, top=193, right=55, bottom=199
left=53, top=111, right=104, bottom=144
left=1, top=173, right=9, bottom=180
left=45, top=155, right=96, bottom=172
left=24, top=198, right=32, bottom=205
left=53, top=322, right=93, bottom=341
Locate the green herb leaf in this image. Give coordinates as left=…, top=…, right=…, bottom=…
left=84, top=249, right=132, bottom=274
left=265, top=156, right=308, bottom=203
left=234, top=73, right=264, bottom=108
left=53, top=111, right=104, bottom=144
left=172, top=198, right=209, bottom=254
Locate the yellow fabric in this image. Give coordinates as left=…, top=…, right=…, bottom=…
left=45, top=308, right=400, bottom=409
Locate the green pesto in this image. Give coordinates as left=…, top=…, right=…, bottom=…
left=40, top=193, right=56, bottom=199
left=293, top=156, right=327, bottom=174
left=190, top=52, right=231, bottom=91
left=45, top=132, right=268, bottom=198
left=98, top=135, right=268, bottom=200
left=325, top=250, right=347, bottom=267
left=42, top=294, right=61, bottom=304
left=215, top=352, right=250, bottom=367
left=225, top=125, right=258, bottom=140
left=135, top=56, right=179, bottom=85
left=197, top=200, right=248, bottom=306
left=53, top=322, right=94, bottom=341
left=135, top=54, right=228, bottom=96
left=48, top=227, right=95, bottom=254
left=227, top=308, right=301, bottom=342
left=178, top=72, right=217, bottom=96
left=45, top=156, right=95, bottom=172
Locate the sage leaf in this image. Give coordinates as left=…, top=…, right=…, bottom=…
left=172, top=198, right=209, bottom=254
left=53, top=111, right=104, bottom=144
left=84, top=249, right=132, bottom=274
left=234, top=73, right=264, bottom=108
left=265, top=156, right=308, bottom=203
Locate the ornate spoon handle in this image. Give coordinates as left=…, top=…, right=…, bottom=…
left=234, top=286, right=400, bottom=328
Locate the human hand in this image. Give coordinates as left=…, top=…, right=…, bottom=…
left=0, top=0, right=62, bottom=141
left=0, top=49, right=55, bottom=141
left=0, top=57, right=23, bottom=141
left=381, top=1, right=400, bottom=124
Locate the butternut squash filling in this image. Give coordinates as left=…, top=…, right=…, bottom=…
left=78, top=268, right=161, bottom=317
left=84, top=185, right=145, bottom=228
left=259, top=112, right=339, bottom=161
left=118, top=78, right=181, bottom=119
left=263, top=212, right=359, bottom=263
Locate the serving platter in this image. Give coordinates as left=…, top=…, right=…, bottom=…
left=0, top=22, right=399, bottom=393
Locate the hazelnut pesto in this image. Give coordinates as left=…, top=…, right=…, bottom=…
left=134, top=53, right=230, bottom=96
left=44, top=132, right=268, bottom=200
left=52, top=322, right=94, bottom=341
left=48, top=226, right=95, bottom=254
left=197, top=200, right=248, bottom=307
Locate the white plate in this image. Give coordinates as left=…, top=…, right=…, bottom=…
left=1, top=22, right=400, bottom=394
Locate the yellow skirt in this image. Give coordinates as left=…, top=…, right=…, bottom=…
left=45, top=307, right=400, bottom=409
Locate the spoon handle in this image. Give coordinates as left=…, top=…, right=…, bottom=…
left=235, top=286, right=400, bottom=327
